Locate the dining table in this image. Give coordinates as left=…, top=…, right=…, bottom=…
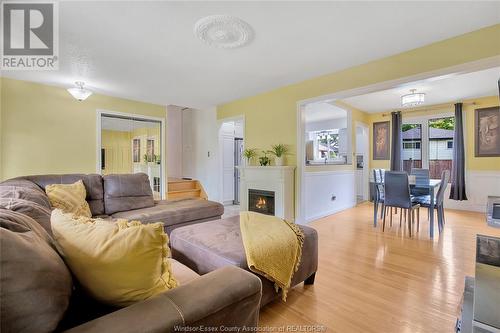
left=371, top=178, right=442, bottom=238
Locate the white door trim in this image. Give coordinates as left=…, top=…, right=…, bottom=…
left=96, top=109, right=166, bottom=199
left=355, top=120, right=370, bottom=201
left=217, top=115, right=245, bottom=204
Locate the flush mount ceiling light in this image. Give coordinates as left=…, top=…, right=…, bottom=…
left=67, top=81, right=92, bottom=101
left=194, top=15, right=254, bottom=49
left=401, top=89, right=425, bottom=107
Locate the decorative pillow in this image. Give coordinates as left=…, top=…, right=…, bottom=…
left=0, top=198, right=52, bottom=235
left=51, top=209, right=178, bottom=307
left=0, top=209, right=72, bottom=333
left=45, top=180, right=91, bottom=217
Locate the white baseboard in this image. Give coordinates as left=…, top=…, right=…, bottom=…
left=305, top=202, right=356, bottom=223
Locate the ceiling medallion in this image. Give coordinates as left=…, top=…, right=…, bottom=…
left=194, top=15, right=254, bottom=49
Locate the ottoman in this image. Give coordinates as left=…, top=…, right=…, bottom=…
left=170, top=215, right=318, bottom=306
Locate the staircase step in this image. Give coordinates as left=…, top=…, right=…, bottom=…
left=168, top=188, right=201, bottom=199
left=168, top=180, right=197, bottom=192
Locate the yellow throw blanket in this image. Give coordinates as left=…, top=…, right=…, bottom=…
left=240, top=211, right=304, bottom=301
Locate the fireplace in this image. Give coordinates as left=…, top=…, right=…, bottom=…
left=248, top=189, right=275, bottom=216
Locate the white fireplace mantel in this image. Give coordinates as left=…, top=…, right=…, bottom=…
left=237, top=166, right=295, bottom=222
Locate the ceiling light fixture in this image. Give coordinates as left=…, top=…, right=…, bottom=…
left=67, top=81, right=92, bottom=101
left=194, top=15, right=254, bottom=49
left=401, top=89, right=425, bottom=107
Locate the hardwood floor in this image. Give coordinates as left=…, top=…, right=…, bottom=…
left=259, top=202, right=500, bottom=332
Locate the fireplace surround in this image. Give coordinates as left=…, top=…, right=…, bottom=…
left=237, top=166, right=295, bottom=222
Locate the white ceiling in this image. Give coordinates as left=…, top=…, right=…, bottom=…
left=2, top=1, right=500, bottom=109
left=101, top=116, right=160, bottom=132
left=341, top=66, right=500, bottom=113
left=305, top=102, right=346, bottom=123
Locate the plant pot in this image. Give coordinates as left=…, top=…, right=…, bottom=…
left=275, top=156, right=284, bottom=166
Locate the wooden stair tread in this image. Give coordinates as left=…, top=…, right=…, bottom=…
left=168, top=189, right=200, bottom=194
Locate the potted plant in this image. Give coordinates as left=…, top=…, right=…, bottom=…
left=243, top=148, right=257, bottom=166
left=258, top=151, right=270, bottom=166
left=269, top=144, right=289, bottom=166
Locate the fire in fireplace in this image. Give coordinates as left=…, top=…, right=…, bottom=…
left=248, top=189, right=275, bottom=216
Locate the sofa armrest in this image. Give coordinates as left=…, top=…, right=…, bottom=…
left=63, top=266, right=262, bottom=333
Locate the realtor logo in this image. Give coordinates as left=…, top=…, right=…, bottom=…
left=1, top=1, right=58, bottom=70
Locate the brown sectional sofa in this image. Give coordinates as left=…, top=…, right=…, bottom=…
left=0, top=173, right=261, bottom=332
left=3, top=173, right=224, bottom=234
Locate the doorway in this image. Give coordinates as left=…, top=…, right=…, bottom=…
left=97, top=110, right=166, bottom=199
left=218, top=117, right=244, bottom=210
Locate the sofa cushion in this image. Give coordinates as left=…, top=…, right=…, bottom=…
left=51, top=209, right=178, bottom=307
left=111, top=198, right=224, bottom=227
left=103, top=173, right=154, bottom=215
left=14, top=174, right=105, bottom=216
left=170, top=259, right=199, bottom=285
left=0, top=209, right=72, bottom=333
left=0, top=184, right=51, bottom=209
left=0, top=198, right=52, bottom=235
left=46, top=180, right=92, bottom=217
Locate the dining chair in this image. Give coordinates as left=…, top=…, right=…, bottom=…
left=412, top=169, right=450, bottom=232
left=411, top=168, right=430, bottom=196
left=383, top=171, right=420, bottom=237
left=373, top=169, right=385, bottom=219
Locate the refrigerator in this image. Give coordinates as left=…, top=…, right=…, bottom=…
left=234, top=138, right=244, bottom=205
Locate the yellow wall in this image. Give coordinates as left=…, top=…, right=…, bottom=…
left=366, top=95, right=500, bottom=171
left=0, top=78, right=166, bottom=181
left=217, top=25, right=500, bottom=172
left=101, top=130, right=133, bottom=175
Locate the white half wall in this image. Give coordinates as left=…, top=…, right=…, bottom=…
left=181, top=107, right=220, bottom=201
left=444, top=171, right=500, bottom=213
left=304, top=170, right=356, bottom=222
left=166, top=105, right=183, bottom=179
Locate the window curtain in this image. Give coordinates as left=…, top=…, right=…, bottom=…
left=449, top=102, right=467, bottom=200
left=390, top=111, right=402, bottom=171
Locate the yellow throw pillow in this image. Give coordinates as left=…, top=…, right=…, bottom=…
left=51, top=209, right=178, bottom=307
left=45, top=180, right=92, bottom=217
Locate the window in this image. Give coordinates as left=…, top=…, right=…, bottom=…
left=428, top=117, right=454, bottom=179
left=403, top=141, right=421, bottom=149
left=402, top=124, right=422, bottom=173
left=315, top=130, right=339, bottom=159
left=304, top=102, right=350, bottom=165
